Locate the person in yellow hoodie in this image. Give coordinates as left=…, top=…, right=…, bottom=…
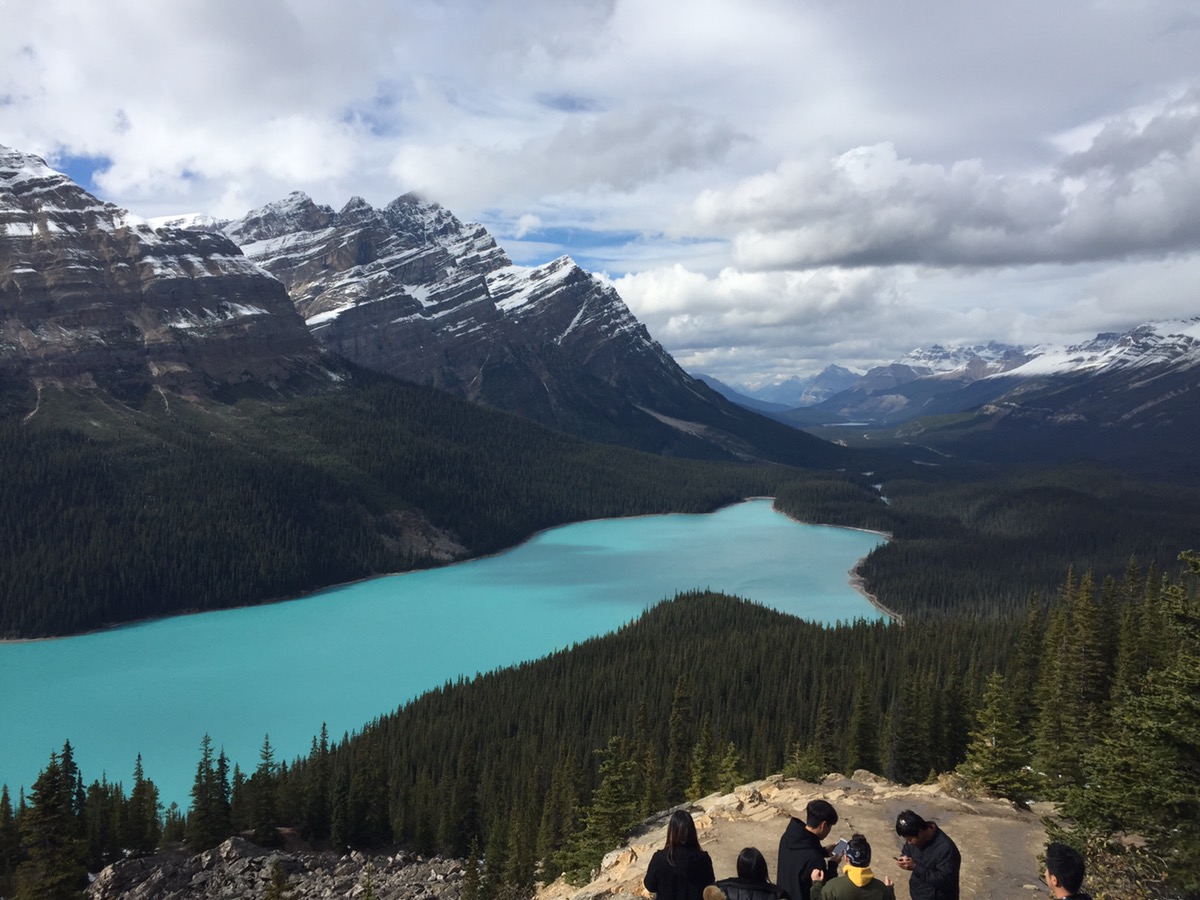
left=810, top=834, right=895, bottom=900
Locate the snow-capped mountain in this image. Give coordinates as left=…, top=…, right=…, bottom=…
left=775, top=320, right=1200, bottom=474
left=0, top=145, right=329, bottom=405
left=206, top=191, right=842, bottom=464
left=1003, top=320, right=1200, bottom=377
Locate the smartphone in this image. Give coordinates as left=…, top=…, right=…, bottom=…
left=832, top=838, right=849, bottom=857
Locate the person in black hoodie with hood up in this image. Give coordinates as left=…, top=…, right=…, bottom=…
left=645, top=810, right=716, bottom=900
left=778, top=799, right=840, bottom=900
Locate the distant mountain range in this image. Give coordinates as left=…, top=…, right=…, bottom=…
left=707, top=326, right=1200, bottom=474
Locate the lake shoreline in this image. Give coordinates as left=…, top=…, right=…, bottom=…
left=1, top=497, right=895, bottom=643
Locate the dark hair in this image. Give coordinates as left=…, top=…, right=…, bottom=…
left=805, top=799, right=838, bottom=829
left=895, top=809, right=928, bottom=838
left=1046, top=842, right=1086, bottom=893
left=665, top=809, right=701, bottom=859
left=736, top=847, right=769, bottom=883
left=845, top=834, right=871, bottom=867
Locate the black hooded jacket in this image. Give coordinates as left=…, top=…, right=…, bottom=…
left=777, top=818, right=835, bottom=900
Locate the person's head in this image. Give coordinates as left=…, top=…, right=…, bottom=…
left=805, top=799, right=838, bottom=838
left=845, top=834, right=871, bottom=868
left=665, top=809, right=700, bottom=850
left=736, top=847, right=769, bottom=883
left=1044, top=842, right=1086, bottom=896
left=895, top=810, right=936, bottom=849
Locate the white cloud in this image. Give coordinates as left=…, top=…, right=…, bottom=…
left=3, top=0, right=1200, bottom=381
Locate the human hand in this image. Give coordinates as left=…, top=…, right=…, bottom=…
left=884, top=876, right=894, bottom=887
left=896, top=856, right=915, bottom=871
left=811, top=868, right=825, bottom=883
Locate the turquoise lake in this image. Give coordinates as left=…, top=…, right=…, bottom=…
left=0, top=498, right=885, bottom=808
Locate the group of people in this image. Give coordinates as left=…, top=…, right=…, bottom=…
left=644, top=802, right=1093, bottom=900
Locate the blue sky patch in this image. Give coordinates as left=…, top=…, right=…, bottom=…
left=50, top=153, right=112, bottom=194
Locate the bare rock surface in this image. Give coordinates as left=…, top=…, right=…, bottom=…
left=539, top=772, right=1052, bottom=900
left=88, top=836, right=465, bottom=900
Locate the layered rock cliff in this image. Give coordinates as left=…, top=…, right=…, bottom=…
left=0, top=145, right=331, bottom=411
left=215, top=191, right=844, bottom=463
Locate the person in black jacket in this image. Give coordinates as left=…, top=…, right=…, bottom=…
left=893, top=810, right=960, bottom=900
left=715, top=847, right=781, bottom=900
left=1043, top=842, right=1093, bottom=900
left=645, top=810, right=716, bottom=900
left=777, top=799, right=840, bottom=900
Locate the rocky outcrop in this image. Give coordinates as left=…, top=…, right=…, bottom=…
left=88, top=836, right=465, bottom=900
left=0, top=145, right=332, bottom=411
left=539, top=772, right=1051, bottom=900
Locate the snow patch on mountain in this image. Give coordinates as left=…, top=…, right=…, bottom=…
left=1000, top=318, right=1200, bottom=377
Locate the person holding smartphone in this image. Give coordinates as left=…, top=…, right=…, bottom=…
left=893, top=810, right=959, bottom=900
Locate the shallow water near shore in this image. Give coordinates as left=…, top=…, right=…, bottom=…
left=0, top=498, right=884, bottom=807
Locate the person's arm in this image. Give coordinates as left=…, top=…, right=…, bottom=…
left=701, top=851, right=716, bottom=886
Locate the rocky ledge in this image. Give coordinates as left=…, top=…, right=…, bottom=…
left=88, top=835, right=465, bottom=900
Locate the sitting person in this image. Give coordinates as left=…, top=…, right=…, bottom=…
left=810, top=834, right=895, bottom=900
left=715, top=847, right=781, bottom=900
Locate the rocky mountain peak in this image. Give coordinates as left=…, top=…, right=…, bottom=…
left=1, top=145, right=330, bottom=409
left=223, top=191, right=335, bottom=244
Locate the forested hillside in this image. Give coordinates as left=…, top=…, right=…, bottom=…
left=0, top=372, right=829, bottom=638
left=6, top=555, right=1197, bottom=899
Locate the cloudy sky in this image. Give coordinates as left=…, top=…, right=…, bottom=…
left=4, top=0, right=1199, bottom=385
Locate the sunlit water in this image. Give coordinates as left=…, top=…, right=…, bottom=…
left=0, top=498, right=885, bottom=807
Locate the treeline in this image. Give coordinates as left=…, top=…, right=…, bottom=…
left=1, top=376, right=847, bottom=637
left=830, top=464, right=1200, bottom=619
left=6, top=555, right=1197, bottom=898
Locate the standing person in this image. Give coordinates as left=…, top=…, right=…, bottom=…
left=778, top=799, right=840, bottom=900
left=893, top=810, right=960, bottom=900
left=645, top=810, right=716, bottom=900
left=810, top=834, right=895, bottom=900
left=1043, top=842, right=1093, bottom=900
left=716, top=847, right=782, bottom=900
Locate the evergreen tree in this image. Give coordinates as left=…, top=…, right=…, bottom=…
left=462, top=837, right=482, bottom=900
left=1062, top=552, right=1200, bottom=896
left=187, top=735, right=232, bottom=849
left=301, top=724, right=331, bottom=841
left=250, top=734, right=280, bottom=846
left=688, top=714, right=717, bottom=799
left=264, top=858, right=294, bottom=900
left=123, top=754, right=161, bottom=855
left=15, top=751, right=87, bottom=900
left=563, top=736, right=639, bottom=884
left=845, top=666, right=880, bottom=774
left=83, top=775, right=122, bottom=870
left=717, top=742, right=744, bottom=793
left=956, top=671, right=1038, bottom=802
left=1, top=784, right=22, bottom=897
left=662, top=677, right=692, bottom=803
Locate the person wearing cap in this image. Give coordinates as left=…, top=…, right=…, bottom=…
left=894, top=809, right=960, bottom=900
left=778, top=799, right=840, bottom=900
left=1043, top=842, right=1093, bottom=900
left=810, top=834, right=895, bottom=900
